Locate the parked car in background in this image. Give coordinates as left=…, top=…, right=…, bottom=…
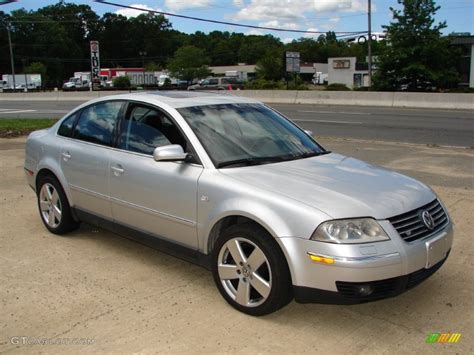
left=187, top=77, right=244, bottom=91
left=24, top=92, right=453, bottom=316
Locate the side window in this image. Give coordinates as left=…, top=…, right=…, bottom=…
left=209, top=78, right=218, bottom=85
left=118, top=104, right=187, bottom=155
left=57, top=112, right=78, bottom=137
left=73, top=101, right=123, bottom=146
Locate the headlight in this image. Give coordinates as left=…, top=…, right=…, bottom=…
left=311, top=218, right=389, bottom=244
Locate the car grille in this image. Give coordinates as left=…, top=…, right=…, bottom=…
left=388, top=199, right=449, bottom=243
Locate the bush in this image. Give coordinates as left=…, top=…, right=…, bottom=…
left=112, top=76, right=131, bottom=89
left=244, top=79, right=285, bottom=90
left=326, top=83, right=351, bottom=91
left=286, top=74, right=309, bottom=90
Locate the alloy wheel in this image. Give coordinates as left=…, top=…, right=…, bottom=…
left=217, top=237, right=272, bottom=307
left=39, top=183, right=62, bottom=229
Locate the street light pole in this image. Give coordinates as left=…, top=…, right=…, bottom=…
left=367, top=0, right=372, bottom=89
left=7, top=22, right=16, bottom=91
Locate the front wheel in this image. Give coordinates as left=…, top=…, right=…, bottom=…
left=211, top=223, right=293, bottom=316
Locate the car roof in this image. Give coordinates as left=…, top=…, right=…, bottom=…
left=100, top=91, right=260, bottom=109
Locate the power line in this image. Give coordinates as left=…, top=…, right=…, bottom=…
left=93, top=0, right=366, bottom=36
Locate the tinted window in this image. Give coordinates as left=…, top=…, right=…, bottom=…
left=118, top=104, right=187, bottom=155
left=73, top=101, right=122, bottom=146
left=57, top=113, right=78, bottom=137
left=209, top=78, right=218, bottom=85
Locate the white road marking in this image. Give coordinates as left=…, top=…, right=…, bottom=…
left=293, top=119, right=363, bottom=125
left=0, top=109, right=36, bottom=114
left=297, top=110, right=370, bottom=116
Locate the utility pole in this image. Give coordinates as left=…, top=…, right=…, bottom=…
left=367, top=0, right=372, bottom=89
left=139, top=51, right=147, bottom=87
left=7, top=22, right=16, bottom=91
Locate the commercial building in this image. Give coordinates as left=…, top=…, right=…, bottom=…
left=451, top=35, right=474, bottom=88
left=209, top=62, right=328, bottom=83
left=327, top=57, right=370, bottom=89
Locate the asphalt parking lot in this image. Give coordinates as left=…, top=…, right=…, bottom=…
left=1, top=136, right=473, bottom=353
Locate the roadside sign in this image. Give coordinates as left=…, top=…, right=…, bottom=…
left=285, top=51, right=300, bottom=73
left=90, top=41, right=100, bottom=91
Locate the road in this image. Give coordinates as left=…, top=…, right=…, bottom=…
left=0, top=100, right=472, bottom=147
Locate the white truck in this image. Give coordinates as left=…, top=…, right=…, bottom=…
left=1, top=74, right=42, bottom=91
left=62, top=72, right=92, bottom=91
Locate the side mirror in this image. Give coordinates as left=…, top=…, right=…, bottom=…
left=304, top=130, right=314, bottom=137
left=153, top=145, right=187, bottom=162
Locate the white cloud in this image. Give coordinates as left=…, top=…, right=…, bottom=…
left=230, top=0, right=373, bottom=34
left=115, top=4, right=160, bottom=17
left=233, top=0, right=370, bottom=23
left=164, top=0, right=214, bottom=11
left=312, top=0, right=352, bottom=12
left=260, top=20, right=300, bottom=30
left=303, top=27, right=320, bottom=38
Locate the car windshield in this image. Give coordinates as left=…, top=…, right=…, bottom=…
left=178, top=103, right=328, bottom=168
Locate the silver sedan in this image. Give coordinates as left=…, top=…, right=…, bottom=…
left=25, top=92, right=453, bottom=315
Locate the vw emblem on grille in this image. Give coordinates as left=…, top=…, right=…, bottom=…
left=421, top=210, right=435, bottom=230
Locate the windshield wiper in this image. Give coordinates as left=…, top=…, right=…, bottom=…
left=292, top=150, right=332, bottom=160
left=217, top=156, right=286, bottom=168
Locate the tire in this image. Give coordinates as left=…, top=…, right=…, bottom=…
left=211, top=222, right=293, bottom=316
left=37, top=175, right=79, bottom=235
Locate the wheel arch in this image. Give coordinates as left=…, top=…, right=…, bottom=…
left=35, top=162, right=74, bottom=207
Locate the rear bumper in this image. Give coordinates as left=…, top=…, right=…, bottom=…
left=294, top=251, right=449, bottom=304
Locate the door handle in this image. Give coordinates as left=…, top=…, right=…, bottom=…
left=111, top=165, right=125, bottom=175
left=61, top=151, right=71, bottom=161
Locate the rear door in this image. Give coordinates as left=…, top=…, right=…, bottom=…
left=59, top=100, right=124, bottom=219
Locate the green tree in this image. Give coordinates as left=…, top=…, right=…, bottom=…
left=255, top=49, right=283, bottom=81
left=167, top=45, right=211, bottom=83
left=373, top=0, right=459, bottom=91
left=24, top=62, right=48, bottom=84
left=112, top=75, right=131, bottom=89
left=24, top=62, right=46, bottom=75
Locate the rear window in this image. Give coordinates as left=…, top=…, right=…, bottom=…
left=72, top=101, right=123, bottom=146
left=57, top=113, right=78, bottom=137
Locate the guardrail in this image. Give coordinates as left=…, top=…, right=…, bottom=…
left=0, top=90, right=472, bottom=110
left=232, top=90, right=474, bottom=110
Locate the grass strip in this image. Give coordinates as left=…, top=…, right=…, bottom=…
left=0, top=118, right=57, bottom=138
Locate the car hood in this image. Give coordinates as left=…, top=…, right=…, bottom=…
left=220, top=153, right=435, bottom=220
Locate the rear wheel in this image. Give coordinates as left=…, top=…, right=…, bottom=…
left=37, top=175, right=79, bottom=235
left=211, top=223, right=293, bottom=316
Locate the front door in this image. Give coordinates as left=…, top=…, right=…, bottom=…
left=108, top=102, right=203, bottom=249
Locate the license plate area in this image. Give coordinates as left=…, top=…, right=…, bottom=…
left=425, top=234, right=447, bottom=269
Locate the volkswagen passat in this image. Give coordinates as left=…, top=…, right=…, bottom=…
left=25, top=92, right=453, bottom=315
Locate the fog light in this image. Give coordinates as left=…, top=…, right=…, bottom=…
left=357, top=284, right=374, bottom=296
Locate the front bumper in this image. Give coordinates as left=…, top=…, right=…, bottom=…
left=294, top=251, right=449, bottom=304
left=278, top=220, right=453, bottom=304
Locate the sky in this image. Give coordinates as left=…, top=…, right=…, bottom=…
left=1, top=0, right=473, bottom=42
